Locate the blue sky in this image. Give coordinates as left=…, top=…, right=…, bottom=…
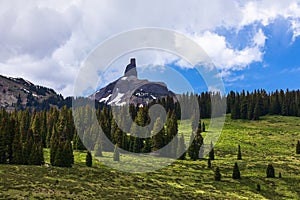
left=210, top=17, right=300, bottom=93
left=137, top=17, right=300, bottom=95
left=0, top=1, right=300, bottom=96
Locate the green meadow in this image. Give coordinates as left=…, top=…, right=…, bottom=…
left=1, top=115, right=300, bottom=199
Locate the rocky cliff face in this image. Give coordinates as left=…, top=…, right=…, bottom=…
left=90, top=58, right=176, bottom=106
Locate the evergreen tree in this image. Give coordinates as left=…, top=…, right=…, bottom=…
left=50, top=107, right=74, bottom=168
left=121, top=133, right=129, bottom=151
left=240, top=99, right=248, bottom=119
left=65, top=140, right=74, bottom=165
left=19, top=109, right=31, bottom=141
left=207, top=159, right=212, bottom=168
left=11, top=136, right=23, bottom=164
left=94, top=138, right=103, bottom=157
left=130, top=123, right=142, bottom=153
left=6, top=116, right=16, bottom=164
left=142, top=138, right=151, bottom=153
left=50, top=127, right=58, bottom=165
left=270, top=91, right=280, bottom=115
left=266, top=164, right=275, bottom=178
left=167, top=134, right=176, bottom=158
left=112, top=127, right=123, bottom=148
left=113, top=144, right=120, bottom=161
left=253, top=102, right=260, bottom=120
left=99, top=107, right=112, bottom=151
left=10, top=119, right=23, bottom=165
left=209, top=142, right=215, bottom=160
left=166, top=111, right=178, bottom=157
left=86, top=151, right=92, bottom=167
left=281, top=101, right=288, bottom=116
left=231, top=100, right=240, bottom=119
left=135, top=107, right=150, bottom=137
left=296, top=140, right=300, bottom=154
left=237, top=144, right=242, bottom=160
left=73, top=132, right=86, bottom=150
left=151, top=118, right=165, bottom=152
left=256, top=184, right=261, bottom=192
left=38, top=142, right=44, bottom=165
left=45, top=109, right=57, bottom=148
left=214, top=167, right=221, bottom=181
left=177, top=134, right=186, bottom=160
left=28, top=143, right=39, bottom=165
left=23, top=129, right=34, bottom=165
left=191, top=115, right=198, bottom=132
left=188, top=120, right=203, bottom=160
left=0, top=128, right=7, bottom=164
left=132, top=136, right=142, bottom=153
left=52, top=140, right=73, bottom=168
left=232, top=162, right=241, bottom=179
left=53, top=142, right=64, bottom=167
left=16, top=94, right=23, bottom=110
left=247, top=101, right=254, bottom=120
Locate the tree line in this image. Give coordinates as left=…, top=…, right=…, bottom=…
left=0, top=107, right=75, bottom=167
left=1, top=89, right=300, bottom=168
left=74, top=103, right=205, bottom=159
left=227, top=89, right=300, bottom=120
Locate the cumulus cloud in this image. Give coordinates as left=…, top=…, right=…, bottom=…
left=193, top=30, right=265, bottom=71
left=0, top=0, right=299, bottom=96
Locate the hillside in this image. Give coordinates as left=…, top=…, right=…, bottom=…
left=1, top=115, right=299, bottom=199
left=0, top=75, right=65, bottom=111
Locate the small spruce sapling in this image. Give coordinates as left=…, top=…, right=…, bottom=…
left=214, top=167, right=221, bottom=181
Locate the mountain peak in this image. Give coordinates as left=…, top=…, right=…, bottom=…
left=91, top=58, right=176, bottom=106
left=124, top=58, right=137, bottom=77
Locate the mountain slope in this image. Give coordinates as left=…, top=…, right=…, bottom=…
left=0, top=75, right=65, bottom=111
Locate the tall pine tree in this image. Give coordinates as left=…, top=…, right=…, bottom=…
left=86, top=151, right=92, bottom=167
left=237, top=144, right=242, bottom=160
left=209, top=142, right=215, bottom=160
left=232, top=162, right=241, bottom=179
left=188, top=120, right=203, bottom=160
left=113, top=144, right=120, bottom=161
left=296, top=141, right=300, bottom=154
left=177, top=134, right=186, bottom=160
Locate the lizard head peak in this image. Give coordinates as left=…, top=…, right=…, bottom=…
left=124, top=58, right=137, bottom=77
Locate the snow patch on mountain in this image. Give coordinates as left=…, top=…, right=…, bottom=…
left=108, top=93, right=125, bottom=105
left=99, top=94, right=112, bottom=103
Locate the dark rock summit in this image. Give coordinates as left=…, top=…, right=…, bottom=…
left=124, top=58, right=137, bottom=77
left=90, top=58, right=176, bottom=106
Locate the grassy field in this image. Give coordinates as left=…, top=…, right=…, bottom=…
left=1, top=115, right=300, bottom=199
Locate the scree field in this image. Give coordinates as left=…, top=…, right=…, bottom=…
left=1, top=115, right=300, bottom=199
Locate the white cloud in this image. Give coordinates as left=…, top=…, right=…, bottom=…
left=253, top=29, right=267, bottom=47
left=193, top=31, right=265, bottom=71
left=291, top=19, right=300, bottom=42
left=0, top=0, right=299, bottom=96
left=0, top=54, right=79, bottom=94
left=239, top=0, right=300, bottom=27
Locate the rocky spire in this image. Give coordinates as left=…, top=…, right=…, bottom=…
left=124, top=58, right=137, bottom=77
